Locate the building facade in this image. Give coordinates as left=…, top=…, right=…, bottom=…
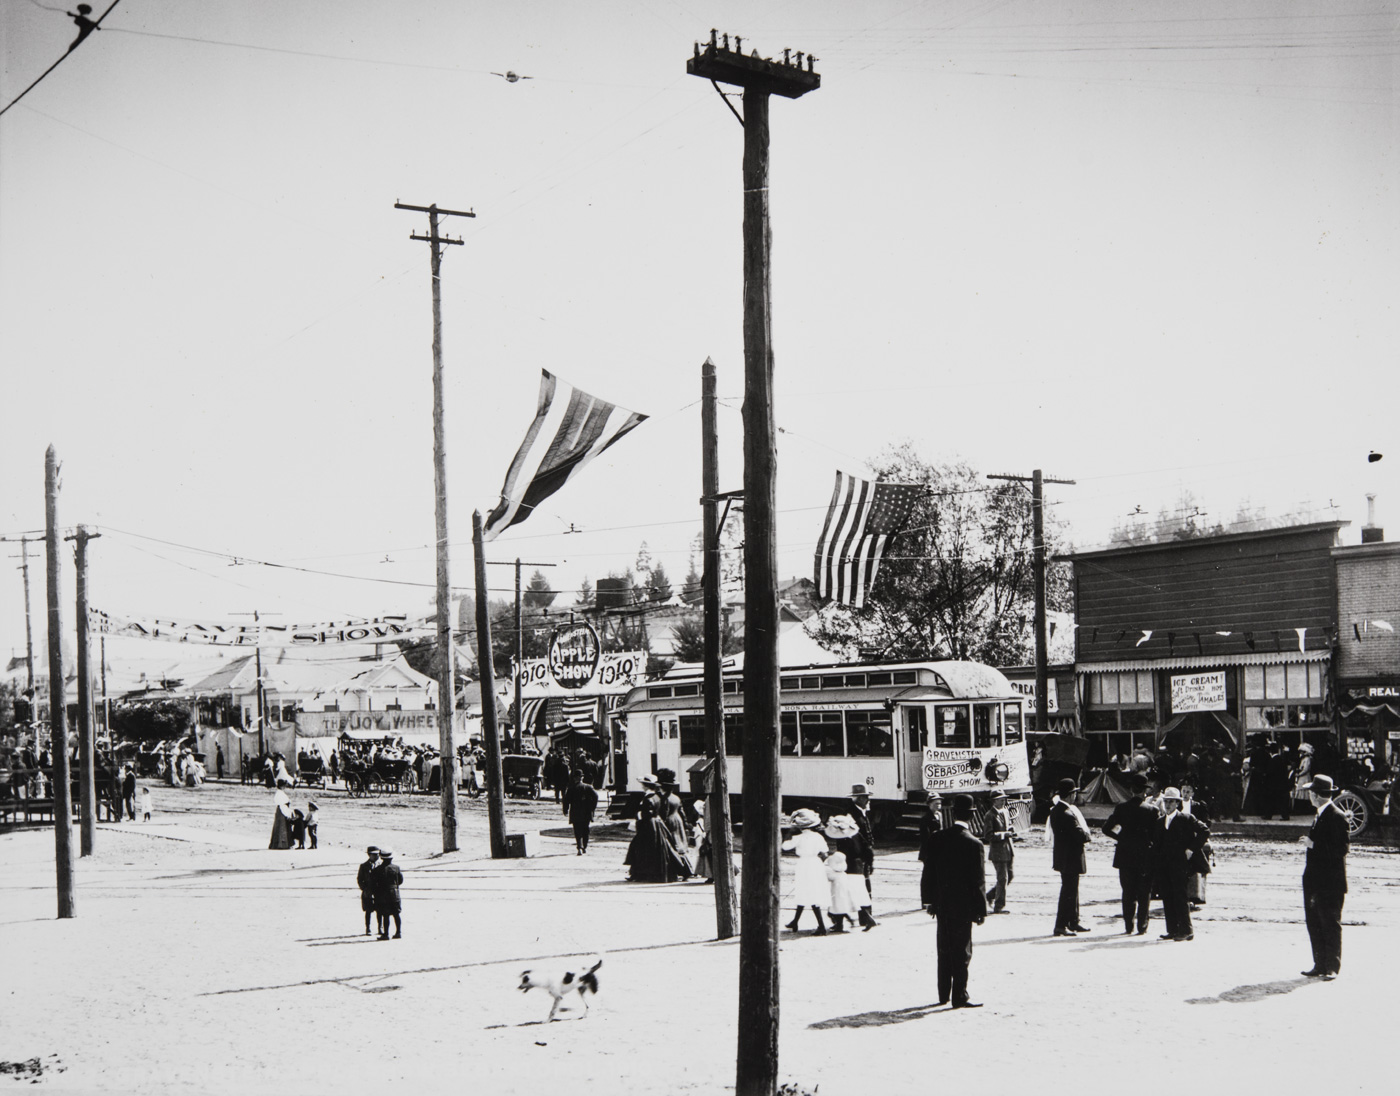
left=1333, top=537, right=1400, bottom=772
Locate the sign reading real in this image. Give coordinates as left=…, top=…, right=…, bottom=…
left=1170, top=670, right=1226, bottom=713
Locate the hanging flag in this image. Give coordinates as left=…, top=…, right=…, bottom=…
left=1135, top=630, right=1153, bottom=647
left=813, top=471, right=923, bottom=608
left=1295, top=627, right=1307, bottom=651
left=483, top=370, right=647, bottom=541
left=560, top=695, right=599, bottom=730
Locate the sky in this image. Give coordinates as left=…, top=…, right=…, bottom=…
left=1, top=0, right=1396, bottom=680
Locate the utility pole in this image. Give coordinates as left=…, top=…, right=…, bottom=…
left=396, top=199, right=475, bottom=854
left=485, top=558, right=556, bottom=753
left=45, top=447, right=74, bottom=918
left=473, top=511, right=509, bottom=859
left=0, top=534, right=41, bottom=704
left=231, top=610, right=278, bottom=756
left=689, top=33, right=819, bottom=1096
left=701, top=357, right=739, bottom=940
left=987, top=469, right=1076, bottom=733
left=66, top=525, right=100, bottom=856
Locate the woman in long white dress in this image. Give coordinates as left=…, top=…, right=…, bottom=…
left=782, top=808, right=829, bottom=935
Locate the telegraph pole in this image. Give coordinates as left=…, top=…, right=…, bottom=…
left=44, top=447, right=74, bottom=917
left=987, top=469, right=1076, bottom=733
left=67, top=525, right=100, bottom=856
left=689, top=33, right=819, bottom=1096
left=396, top=199, right=475, bottom=854
left=483, top=558, right=556, bottom=753
left=701, top=357, right=738, bottom=939
left=473, top=511, right=509, bottom=859
left=0, top=534, right=41, bottom=703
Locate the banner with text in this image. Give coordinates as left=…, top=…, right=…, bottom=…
left=91, top=609, right=423, bottom=646
left=922, top=744, right=1031, bottom=794
left=515, top=650, right=647, bottom=698
left=297, top=710, right=474, bottom=738
left=1170, top=671, right=1227, bottom=713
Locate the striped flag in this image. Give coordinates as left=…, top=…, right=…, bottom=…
left=813, top=471, right=923, bottom=608
left=483, top=371, right=647, bottom=541
left=560, top=696, right=599, bottom=731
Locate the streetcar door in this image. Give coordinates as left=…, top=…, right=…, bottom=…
left=901, top=705, right=928, bottom=794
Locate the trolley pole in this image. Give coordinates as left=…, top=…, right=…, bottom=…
left=689, top=33, right=819, bottom=1096
left=44, top=446, right=75, bottom=917
left=987, top=469, right=1076, bottom=732
left=701, top=357, right=738, bottom=940
left=396, top=199, right=475, bottom=854
left=67, top=525, right=100, bottom=856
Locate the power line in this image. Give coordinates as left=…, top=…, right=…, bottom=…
left=0, top=1, right=122, bottom=119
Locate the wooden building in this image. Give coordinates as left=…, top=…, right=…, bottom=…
left=1062, top=522, right=1346, bottom=766
left=1332, top=533, right=1400, bottom=772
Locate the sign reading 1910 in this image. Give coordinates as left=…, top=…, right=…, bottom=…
left=547, top=621, right=601, bottom=689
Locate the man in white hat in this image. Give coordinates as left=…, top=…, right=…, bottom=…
left=1151, top=787, right=1209, bottom=941
left=1300, top=774, right=1348, bottom=979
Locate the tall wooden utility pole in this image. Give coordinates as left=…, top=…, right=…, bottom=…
left=472, top=511, right=509, bottom=859
left=67, top=525, right=100, bottom=856
left=45, top=447, right=74, bottom=917
left=689, top=33, right=819, bottom=1096
left=987, top=469, right=1076, bottom=732
left=701, top=357, right=738, bottom=939
left=396, top=199, right=475, bottom=853
left=490, top=557, right=555, bottom=752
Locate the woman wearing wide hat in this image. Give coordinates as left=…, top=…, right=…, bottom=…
left=782, top=808, right=829, bottom=934
left=624, top=774, right=693, bottom=882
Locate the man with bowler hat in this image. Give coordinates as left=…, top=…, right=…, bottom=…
left=374, top=848, right=403, bottom=940
left=1101, top=771, right=1158, bottom=934
left=923, top=794, right=987, bottom=1008
left=1048, top=777, right=1092, bottom=936
left=1300, top=774, right=1349, bottom=979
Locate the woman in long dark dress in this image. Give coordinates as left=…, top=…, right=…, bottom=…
left=269, top=787, right=293, bottom=849
left=624, top=775, right=692, bottom=882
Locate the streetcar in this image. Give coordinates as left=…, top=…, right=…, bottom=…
left=613, top=659, right=1034, bottom=835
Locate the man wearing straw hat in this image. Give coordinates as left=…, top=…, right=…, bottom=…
left=1152, top=787, right=1209, bottom=941
left=1300, top=774, right=1349, bottom=979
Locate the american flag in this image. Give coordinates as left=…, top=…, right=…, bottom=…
left=560, top=696, right=599, bottom=731
left=814, top=471, right=922, bottom=608
left=483, top=370, right=647, bottom=541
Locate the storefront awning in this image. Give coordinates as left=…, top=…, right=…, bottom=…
left=1079, top=650, right=1328, bottom=673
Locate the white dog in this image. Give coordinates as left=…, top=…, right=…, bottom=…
left=518, top=956, right=602, bottom=1021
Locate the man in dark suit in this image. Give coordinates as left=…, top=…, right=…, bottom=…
left=1101, top=771, right=1158, bottom=935
left=1152, top=787, right=1209, bottom=941
left=923, top=794, right=987, bottom=1008
left=562, top=769, right=599, bottom=854
left=1049, top=777, right=1092, bottom=936
left=1301, top=774, right=1349, bottom=979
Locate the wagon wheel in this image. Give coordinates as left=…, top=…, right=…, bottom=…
left=399, top=771, right=417, bottom=794
left=1333, top=788, right=1371, bottom=838
left=345, top=773, right=362, bottom=797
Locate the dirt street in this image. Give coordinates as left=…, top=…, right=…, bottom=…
left=2, top=781, right=1396, bottom=1094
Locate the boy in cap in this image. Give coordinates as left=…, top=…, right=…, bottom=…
left=305, top=801, right=319, bottom=850
left=983, top=791, right=1014, bottom=913
left=357, top=847, right=380, bottom=936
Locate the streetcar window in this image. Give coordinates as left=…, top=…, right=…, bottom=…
left=781, top=677, right=801, bottom=691
left=821, top=675, right=846, bottom=689
left=847, top=710, right=894, bottom=756
left=780, top=712, right=799, bottom=755
left=973, top=704, right=1000, bottom=748
left=892, top=670, right=917, bottom=685
left=935, top=705, right=971, bottom=749
left=1004, top=703, right=1023, bottom=744
left=866, top=672, right=892, bottom=686
left=674, top=684, right=700, bottom=697
left=800, top=711, right=845, bottom=756
left=724, top=680, right=741, bottom=694
left=906, top=706, right=928, bottom=750
left=801, top=676, right=820, bottom=689
left=678, top=715, right=705, bottom=755
left=649, top=686, right=673, bottom=699
left=725, top=712, right=744, bottom=755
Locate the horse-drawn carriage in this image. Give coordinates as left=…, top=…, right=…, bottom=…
left=297, top=754, right=327, bottom=789
left=341, top=755, right=417, bottom=796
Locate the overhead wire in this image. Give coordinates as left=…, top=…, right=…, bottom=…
left=0, top=0, right=123, bottom=119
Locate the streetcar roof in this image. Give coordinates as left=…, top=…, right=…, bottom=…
left=618, top=659, right=1018, bottom=711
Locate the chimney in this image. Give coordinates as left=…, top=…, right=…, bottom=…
left=1362, top=493, right=1384, bottom=543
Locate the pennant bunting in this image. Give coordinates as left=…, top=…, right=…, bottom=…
left=813, top=471, right=922, bottom=608
left=483, top=370, right=647, bottom=541
left=1295, top=627, right=1307, bottom=651
left=1135, top=630, right=1153, bottom=647
left=1374, top=620, right=1396, bottom=633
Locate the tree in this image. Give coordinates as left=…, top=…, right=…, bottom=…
left=669, top=613, right=743, bottom=663
left=524, top=570, right=557, bottom=611
left=0, top=680, right=15, bottom=735
left=109, top=699, right=193, bottom=744
left=808, top=446, right=1072, bottom=665
left=681, top=556, right=703, bottom=605
left=646, top=561, right=673, bottom=603
left=575, top=577, right=594, bottom=612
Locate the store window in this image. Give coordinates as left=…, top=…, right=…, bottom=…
left=1243, top=662, right=1326, bottom=730
left=1085, top=671, right=1156, bottom=732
